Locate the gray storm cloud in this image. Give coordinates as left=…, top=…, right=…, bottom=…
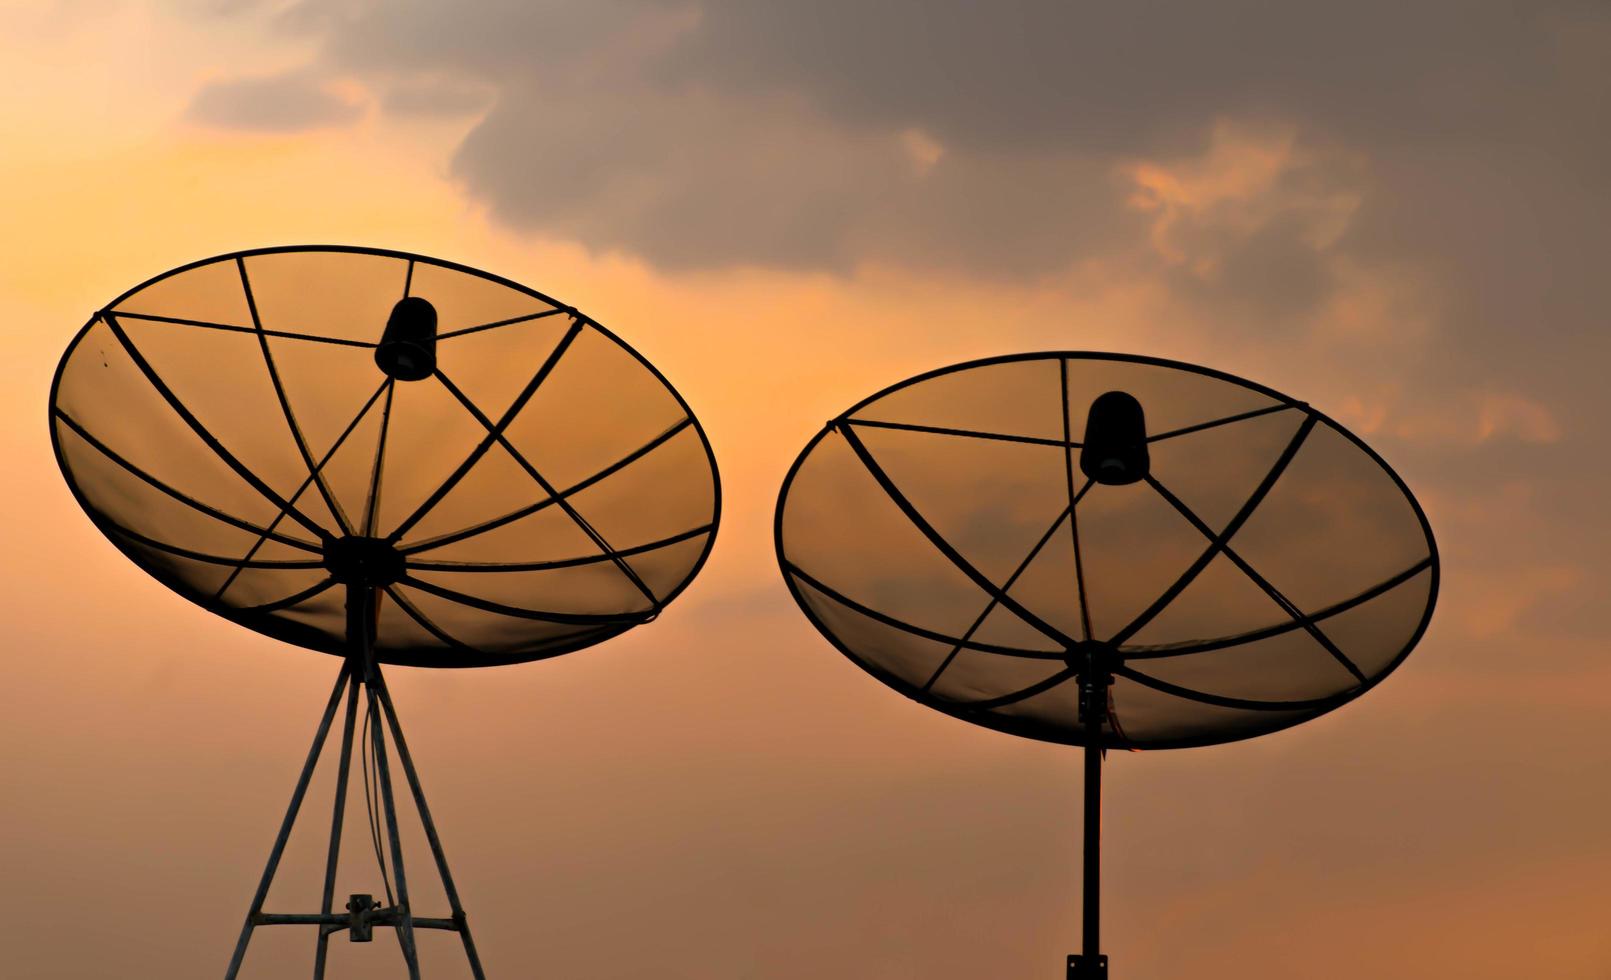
left=230, top=0, right=1609, bottom=282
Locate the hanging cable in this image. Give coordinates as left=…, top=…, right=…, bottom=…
left=359, top=693, right=395, bottom=906
left=1106, top=684, right=1136, bottom=752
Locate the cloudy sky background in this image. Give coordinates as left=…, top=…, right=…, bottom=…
left=2, top=2, right=1608, bottom=977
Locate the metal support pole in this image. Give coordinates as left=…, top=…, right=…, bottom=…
left=313, top=667, right=362, bottom=978
left=1069, top=647, right=1109, bottom=980
left=352, top=582, right=423, bottom=979
left=224, top=663, right=351, bottom=980
left=1083, top=697, right=1102, bottom=965
left=374, top=669, right=489, bottom=979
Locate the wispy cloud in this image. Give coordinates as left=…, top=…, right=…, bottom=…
left=186, top=70, right=363, bottom=131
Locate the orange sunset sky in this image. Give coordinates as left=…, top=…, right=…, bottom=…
left=3, top=3, right=1609, bottom=978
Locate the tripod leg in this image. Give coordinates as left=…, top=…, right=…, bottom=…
left=374, top=669, right=488, bottom=979
left=369, top=686, right=422, bottom=980
left=224, top=663, right=351, bottom=980
left=313, top=669, right=362, bottom=979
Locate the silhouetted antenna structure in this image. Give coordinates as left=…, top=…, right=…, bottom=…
left=774, top=352, right=1437, bottom=979
left=50, top=245, right=720, bottom=979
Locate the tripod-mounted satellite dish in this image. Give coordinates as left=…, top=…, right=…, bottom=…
left=50, top=245, right=720, bottom=978
left=774, top=352, right=1436, bottom=977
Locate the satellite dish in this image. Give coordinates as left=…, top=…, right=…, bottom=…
left=50, top=245, right=720, bottom=979
left=774, top=352, right=1436, bottom=977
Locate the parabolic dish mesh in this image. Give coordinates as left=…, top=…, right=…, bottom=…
left=51, top=246, right=719, bottom=667
left=775, top=353, right=1436, bottom=748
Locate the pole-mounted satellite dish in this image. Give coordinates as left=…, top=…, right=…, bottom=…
left=774, top=352, right=1437, bottom=978
left=49, top=245, right=720, bottom=978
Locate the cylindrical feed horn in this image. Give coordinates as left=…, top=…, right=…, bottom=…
left=375, top=296, right=438, bottom=381
left=1079, top=391, right=1148, bottom=485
